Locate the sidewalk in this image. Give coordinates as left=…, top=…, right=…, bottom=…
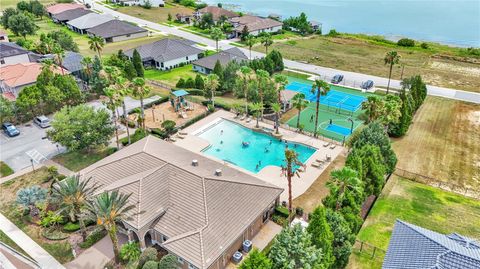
left=0, top=213, right=65, bottom=269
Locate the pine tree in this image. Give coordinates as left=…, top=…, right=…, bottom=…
left=124, top=60, right=137, bottom=80
left=195, top=74, right=205, bottom=89
left=213, top=60, right=223, bottom=80
left=176, top=78, right=186, bottom=88
left=307, top=206, right=334, bottom=268
left=132, top=49, right=144, bottom=77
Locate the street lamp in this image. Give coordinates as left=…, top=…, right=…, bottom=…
left=30, top=158, right=35, bottom=172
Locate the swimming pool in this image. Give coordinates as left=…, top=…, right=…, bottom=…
left=196, top=119, right=316, bottom=173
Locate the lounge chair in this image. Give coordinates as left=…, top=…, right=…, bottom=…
left=177, top=134, right=186, bottom=139
left=329, top=144, right=336, bottom=149
left=239, top=115, right=246, bottom=121
left=315, top=159, right=325, bottom=164
left=311, top=162, right=321, bottom=168
left=323, top=142, right=330, bottom=147
left=246, top=117, right=252, bottom=123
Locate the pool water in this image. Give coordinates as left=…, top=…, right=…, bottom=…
left=197, top=119, right=316, bottom=173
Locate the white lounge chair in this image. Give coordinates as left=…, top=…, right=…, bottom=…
left=329, top=144, right=336, bottom=149
left=179, top=131, right=188, bottom=136
left=323, top=142, right=330, bottom=147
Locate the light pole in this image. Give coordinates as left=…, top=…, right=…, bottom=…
left=30, top=159, right=35, bottom=172
left=348, top=117, right=354, bottom=133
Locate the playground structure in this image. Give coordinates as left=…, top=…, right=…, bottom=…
left=170, top=90, right=196, bottom=119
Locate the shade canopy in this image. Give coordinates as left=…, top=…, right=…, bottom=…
left=172, top=89, right=189, bottom=97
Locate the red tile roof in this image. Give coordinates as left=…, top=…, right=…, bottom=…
left=46, top=3, right=84, bottom=15
left=0, top=63, right=68, bottom=88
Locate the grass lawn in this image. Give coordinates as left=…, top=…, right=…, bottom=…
left=254, top=35, right=480, bottom=93
left=115, top=2, right=193, bottom=24
left=0, top=0, right=53, bottom=10
left=0, top=168, right=74, bottom=264
left=392, top=96, right=480, bottom=189
left=188, top=94, right=245, bottom=109
left=0, top=161, right=14, bottom=177
left=348, top=175, right=480, bottom=268
left=52, top=147, right=117, bottom=172
left=144, top=64, right=199, bottom=87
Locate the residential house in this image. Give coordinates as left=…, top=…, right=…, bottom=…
left=194, top=6, right=239, bottom=23
left=0, top=42, right=34, bottom=67
left=46, top=3, right=84, bottom=17
left=309, top=21, right=321, bottom=31
left=0, top=30, right=9, bottom=42
left=87, top=20, right=148, bottom=43
left=112, top=0, right=165, bottom=7
left=80, top=136, right=282, bottom=269
left=176, top=13, right=193, bottom=24
left=230, top=15, right=283, bottom=37
left=39, top=51, right=84, bottom=78
left=67, top=13, right=115, bottom=34
left=383, top=220, right=480, bottom=269
left=51, top=8, right=92, bottom=24
left=192, top=47, right=247, bottom=74
left=0, top=63, right=67, bottom=99
left=124, top=38, right=202, bottom=70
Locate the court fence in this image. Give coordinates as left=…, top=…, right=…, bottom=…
left=394, top=168, right=480, bottom=200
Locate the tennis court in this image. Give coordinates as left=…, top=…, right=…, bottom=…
left=286, top=81, right=366, bottom=112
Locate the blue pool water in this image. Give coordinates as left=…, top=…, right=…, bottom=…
left=197, top=120, right=316, bottom=173
left=326, top=124, right=352, bottom=136
left=286, top=82, right=366, bottom=112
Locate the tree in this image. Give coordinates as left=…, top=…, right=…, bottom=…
left=86, top=190, right=135, bottom=264
left=327, top=167, right=362, bottom=211
left=250, top=102, right=263, bottom=128
left=17, top=1, right=30, bottom=11
left=204, top=74, right=220, bottom=107
left=244, top=35, right=257, bottom=60
left=143, top=0, right=152, bottom=9
left=8, top=12, right=38, bottom=38
left=346, top=144, right=386, bottom=196
left=120, top=242, right=141, bottom=263
left=307, top=206, right=334, bottom=268
left=326, top=209, right=355, bottom=269
left=198, top=13, right=214, bottom=29
left=142, top=261, right=158, bottom=269
left=0, top=96, right=15, bottom=123
left=213, top=60, right=224, bottom=81
left=131, top=77, right=151, bottom=129
left=255, top=69, right=270, bottom=117
left=261, top=34, right=273, bottom=54
left=88, top=36, right=105, bottom=59
left=195, top=74, right=205, bottom=89
left=176, top=78, right=186, bottom=88
left=47, top=105, right=114, bottom=151
left=161, top=120, right=176, bottom=137
left=292, top=93, right=308, bottom=129
left=103, top=68, right=123, bottom=148
left=379, top=94, right=402, bottom=128
left=132, top=49, right=144, bottom=77
left=268, top=50, right=284, bottom=72
left=239, top=249, right=272, bottom=269
left=15, top=85, right=41, bottom=119
left=16, top=185, right=47, bottom=216
left=384, top=50, right=400, bottom=94
left=51, top=175, right=99, bottom=241
left=124, top=60, right=137, bottom=80
left=284, top=149, right=303, bottom=214
left=81, top=56, right=93, bottom=81
left=311, top=79, right=330, bottom=137
left=271, top=103, right=281, bottom=134
left=241, top=26, right=249, bottom=41
left=47, top=30, right=79, bottom=52
left=53, top=74, right=82, bottom=107
left=30, top=0, right=46, bottom=18
left=269, top=224, right=322, bottom=269
left=158, top=254, right=179, bottom=269
left=210, top=27, right=225, bottom=52
left=362, top=95, right=383, bottom=123
left=236, top=66, right=253, bottom=115
left=274, top=74, right=288, bottom=104
left=138, top=247, right=158, bottom=269
left=167, top=13, right=172, bottom=22
left=1, top=8, right=18, bottom=29
left=52, top=43, right=65, bottom=75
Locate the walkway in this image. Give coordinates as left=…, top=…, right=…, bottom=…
left=0, top=213, right=65, bottom=269
left=81, top=0, right=480, bottom=104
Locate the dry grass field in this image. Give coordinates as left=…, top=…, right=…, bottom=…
left=254, top=35, right=480, bottom=93
left=392, top=96, right=480, bottom=189
left=115, top=2, right=193, bottom=23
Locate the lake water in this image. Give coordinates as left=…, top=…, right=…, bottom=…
left=204, top=0, right=480, bottom=47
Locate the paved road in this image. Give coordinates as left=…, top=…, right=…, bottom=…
left=84, top=0, right=480, bottom=104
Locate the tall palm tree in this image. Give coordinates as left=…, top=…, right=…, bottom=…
left=118, top=78, right=132, bottom=145
left=81, top=56, right=93, bottom=81
left=104, top=85, right=122, bottom=149
left=244, top=35, right=257, bottom=60
left=210, top=27, right=225, bottom=52
left=250, top=102, right=263, bottom=128
left=131, top=77, right=151, bottom=130
left=292, top=93, right=308, bottom=129
left=86, top=190, right=135, bottom=264
left=284, top=149, right=303, bottom=214
left=261, top=33, right=273, bottom=54
left=271, top=102, right=281, bottom=134
left=88, top=36, right=105, bottom=60
left=204, top=74, right=220, bottom=107
left=52, top=43, right=65, bottom=75
left=327, top=167, right=362, bottom=211
left=384, top=51, right=401, bottom=94
left=274, top=74, right=288, bottom=105
left=255, top=69, right=269, bottom=118
left=361, top=95, right=383, bottom=123
left=51, top=175, right=99, bottom=241
left=237, top=66, right=253, bottom=115
left=311, top=79, right=330, bottom=137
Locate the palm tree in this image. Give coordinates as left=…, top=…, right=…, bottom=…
left=86, top=190, right=135, bottom=264
left=81, top=56, right=93, bottom=81
left=261, top=33, right=273, bottom=54
left=284, top=149, right=303, bottom=214
left=237, top=66, right=253, bottom=115
left=104, top=85, right=122, bottom=149
left=244, top=35, right=257, bottom=60
left=210, top=27, right=225, bottom=52
left=250, top=102, right=263, bottom=128
left=255, top=69, right=270, bottom=118
left=88, top=36, right=105, bottom=59
left=311, top=79, right=330, bottom=137
left=271, top=102, right=281, bottom=134
left=118, top=78, right=132, bottom=145
left=362, top=95, right=383, bottom=123
left=204, top=74, right=220, bottom=107
left=384, top=51, right=401, bottom=94
left=52, top=44, right=65, bottom=75
left=51, top=175, right=99, bottom=241
left=274, top=74, right=288, bottom=105
left=291, top=93, right=308, bottom=129
left=131, top=77, right=151, bottom=130
left=327, top=167, right=362, bottom=211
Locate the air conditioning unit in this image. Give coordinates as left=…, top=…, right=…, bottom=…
left=192, top=159, right=198, bottom=166
left=232, top=251, right=243, bottom=264
left=215, top=169, right=222, bottom=176
left=242, top=240, right=252, bottom=253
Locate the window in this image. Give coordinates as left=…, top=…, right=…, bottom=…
left=177, top=257, right=184, bottom=264
left=0, top=59, right=5, bottom=64
left=186, top=56, right=189, bottom=60
left=161, top=62, right=164, bottom=68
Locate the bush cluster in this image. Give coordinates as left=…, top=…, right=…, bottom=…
left=79, top=228, right=107, bottom=249
left=63, top=222, right=81, bottom=232
left=397, top=38, right=415, bottom=47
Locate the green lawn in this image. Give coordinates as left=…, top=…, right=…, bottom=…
left=0, top=0, right=54, bottom=10
left=349, top=175, right=480, bottom=268
left=52, top=147, right=117, bottom=172
left=145, top=64, right=199, bottom=87
left=0, top=161, right=14, bottom=177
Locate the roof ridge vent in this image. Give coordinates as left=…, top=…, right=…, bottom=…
left=215, top=169, right=222, bottom=176
left=192, top=159, right=199, bottom=166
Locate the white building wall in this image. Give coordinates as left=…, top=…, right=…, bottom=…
left=156, top=53, right=199, bottom=70
left=248, top=25, right=282, bottom=36
left=1, top=54, right=31, bottom=67
left=110, top=31, right=148, bottom=42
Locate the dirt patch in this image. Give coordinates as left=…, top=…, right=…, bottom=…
left=430, top=61, right=480, bottom=77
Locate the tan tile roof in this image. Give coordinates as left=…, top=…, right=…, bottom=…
left=0, top=63, right=67, bottom=88
left=198, top=6, right=238, bottom=21
left=80, top=136, right=282, bottom=269
left=46, top=3, right=84, bottom=15
left=231, top=15, right=283, bottom=32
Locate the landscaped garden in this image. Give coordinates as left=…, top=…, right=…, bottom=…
left=144, top=64, right=198, bottom=87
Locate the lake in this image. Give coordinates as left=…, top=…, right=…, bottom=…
left=203, top=0, right=480, bottom=47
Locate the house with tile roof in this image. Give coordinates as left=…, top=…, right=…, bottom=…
left=383, top=220, right=480, bottom=269
left=51, top=8, right=92, bottom=24
left=0, top=63, right=67, bottom=99
left=230, top=15, right=283, bottom=37
left=87, top=20, right=148, bottom=43
left=46, top=3, right=84, bottom=16
left=124, top=38, right=202, bottom=70
left=80, top=136, right=282, bottom=269
left=67, top=13, right=115, bottom=34
left=192, top=47, right=248, bottom=75
left=194, top=6, right=239, bottom=23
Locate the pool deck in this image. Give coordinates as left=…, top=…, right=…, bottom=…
left=175, top=110, right=345, bottom=201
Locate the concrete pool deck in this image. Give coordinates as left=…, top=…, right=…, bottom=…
left=175, top=110, right=344, bottom=201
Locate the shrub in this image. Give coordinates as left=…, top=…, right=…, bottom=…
left=63, top=222, right=80, bottom=232
left=176, top=78, right=186, bottom=88
left=397, top=38, right=415, bottom=47
left=420, top=42, right=429, bottom=49
left=275, top=206, right=290, bottom=218
left=79, top=228, right=107, bottom=249
left=151, top=128, right=168, bottom=139
left=271, top=215, right=287, bottom=227
left=121, top=128, right=147, bottom=146
left=142, top=261, right=158, bottom=269
left=326, top=29, right=340, bottom=37
left=137, top=247, right=158, bottom=269
left=158, top=254, right=179, bottom=269
left=120, top=242, right=141, bottom=263
left=295, top=207, right=304, bottom=217
left=185, top=77, right=195, bottom=88
left=42, top=229, right=69, bottom=240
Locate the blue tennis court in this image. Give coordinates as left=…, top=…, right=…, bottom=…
left=325, top=124, right=352, bottom=136
left=286, top=81, right=366, bottom=112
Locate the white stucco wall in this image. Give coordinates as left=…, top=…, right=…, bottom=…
left=1, top=54, right=30, bottom=67
left=247, top=25, right=282, bottom=36
left=155, top=53, right=199, bottom=70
